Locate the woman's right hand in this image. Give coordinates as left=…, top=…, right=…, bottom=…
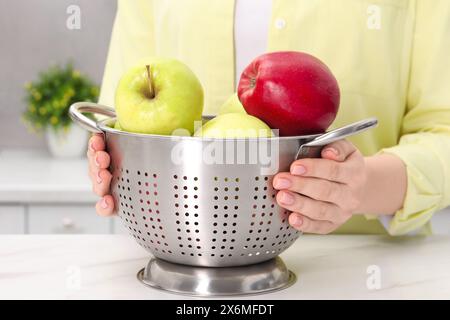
left=87, top=133, right=115, bottom=216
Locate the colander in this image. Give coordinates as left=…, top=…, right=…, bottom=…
left=70, top=102, right=377, bottom=295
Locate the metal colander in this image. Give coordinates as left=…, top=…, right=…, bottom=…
left=70, top=102, right=377, bottom=268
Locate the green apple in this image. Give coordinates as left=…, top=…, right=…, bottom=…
left=115, top=57, right=204, bottom=135
left=114, top=121, right=122, bottom=130
left=218, top=93, right=246, bottom=115
left=194, top=113, right=273, bottom=138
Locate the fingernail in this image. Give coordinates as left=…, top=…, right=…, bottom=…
left=96, top=171, right=102, bottom=184
left=325, top=148, right=339, bottom=156
left=280, top=192, right=295, bottom=205
left=291, top=214, right=303, bottom=227
left=95, top=155, right=100, bottom=167
left=291, top=165, right=306, bottom=175
left=100, top=198, right=108, bottom=209
left=274, top=178, right=291, bottom=189
left=89, top=142, right=95, bottom=152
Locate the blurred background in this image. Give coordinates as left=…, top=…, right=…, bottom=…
left=0, top=0, right=121, bottom=234
left=0, top=0, right=115, bottom=149
left=0, top=0, right=448, bottom=235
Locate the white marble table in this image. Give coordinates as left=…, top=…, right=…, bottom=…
left=1, top=235, right=449, bottom=299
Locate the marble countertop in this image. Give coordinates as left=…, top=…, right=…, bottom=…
left=0, top=149, right=96, bottom=203
left=1, top=234, right=449, bottom=299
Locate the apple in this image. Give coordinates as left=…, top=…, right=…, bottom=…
left=218, top=93, right=246, bottom=115
left=238, top=51, right=340, bottom=136
left=115, top=57, right=204, bottom=135
left=194, top=113, right=273, bottom=138
left=114, top=121, right=122, bottom=130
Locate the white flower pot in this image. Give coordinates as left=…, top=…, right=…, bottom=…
left=46, top=124, right=89, bottom=158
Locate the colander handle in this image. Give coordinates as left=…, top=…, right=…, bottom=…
left=69, top=102, right=116, bottom=133
left=296, top=117, right=378, bottom=159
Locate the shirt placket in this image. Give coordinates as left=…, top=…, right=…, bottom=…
left=204, top=0, right=236, bottom=115
left=267, top=0, right=292, bottom=51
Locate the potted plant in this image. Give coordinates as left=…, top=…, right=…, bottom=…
left=22, top=63, right=99, bottom=158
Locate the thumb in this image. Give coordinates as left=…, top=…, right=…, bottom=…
left=321, top=139, right=356, bottom=162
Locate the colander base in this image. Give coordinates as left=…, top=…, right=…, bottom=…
left=137, top=256, right=296, bottom=297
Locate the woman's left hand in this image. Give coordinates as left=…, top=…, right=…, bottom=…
left=273, top=139, right=367, bottom=234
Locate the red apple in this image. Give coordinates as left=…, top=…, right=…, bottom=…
left=237, top=51, right=340, bottom=136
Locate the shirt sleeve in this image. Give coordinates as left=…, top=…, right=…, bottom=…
left=380, top=0, right=450, bottom=235
left=98, top=0, right=155, bottom=107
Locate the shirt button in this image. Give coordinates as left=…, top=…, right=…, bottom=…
left=274, top=18, right=286, bottom=29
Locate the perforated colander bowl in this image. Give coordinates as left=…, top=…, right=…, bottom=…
left=70, top=102, right=377, bottom=267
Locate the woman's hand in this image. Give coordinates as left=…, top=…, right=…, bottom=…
left=273, top=140, right=367, bottom=234
left=87, top=134, right=115, bottom=216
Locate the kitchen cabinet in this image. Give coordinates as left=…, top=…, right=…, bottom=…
left=0, top=149, right=100, bottom=234
left=431, top=207, right=450, bottom=235
left=28, top=205, right=111, bottom=234
left=0, top=206, right=25, bottom=234
left=113, top=217, right=130, bottom=234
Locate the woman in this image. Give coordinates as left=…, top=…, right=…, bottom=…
left=87, top=0, right=450, bottom=235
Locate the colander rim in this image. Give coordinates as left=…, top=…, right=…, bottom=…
left=97, top=118, right=323, bottom=142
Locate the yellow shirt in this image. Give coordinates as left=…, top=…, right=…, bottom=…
left=99, top=0, right=450, bottom=235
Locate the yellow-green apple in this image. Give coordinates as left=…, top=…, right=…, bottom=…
left=115, top=57, right=204, bottom=135
left=218, top=93, right=246, bottom=115
left=238, top=51, right=340, bottom=136
left=194, top=113, right=273, bottom=138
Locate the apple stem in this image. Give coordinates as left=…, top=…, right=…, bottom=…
left=146, top=65, right=155, bottom=98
